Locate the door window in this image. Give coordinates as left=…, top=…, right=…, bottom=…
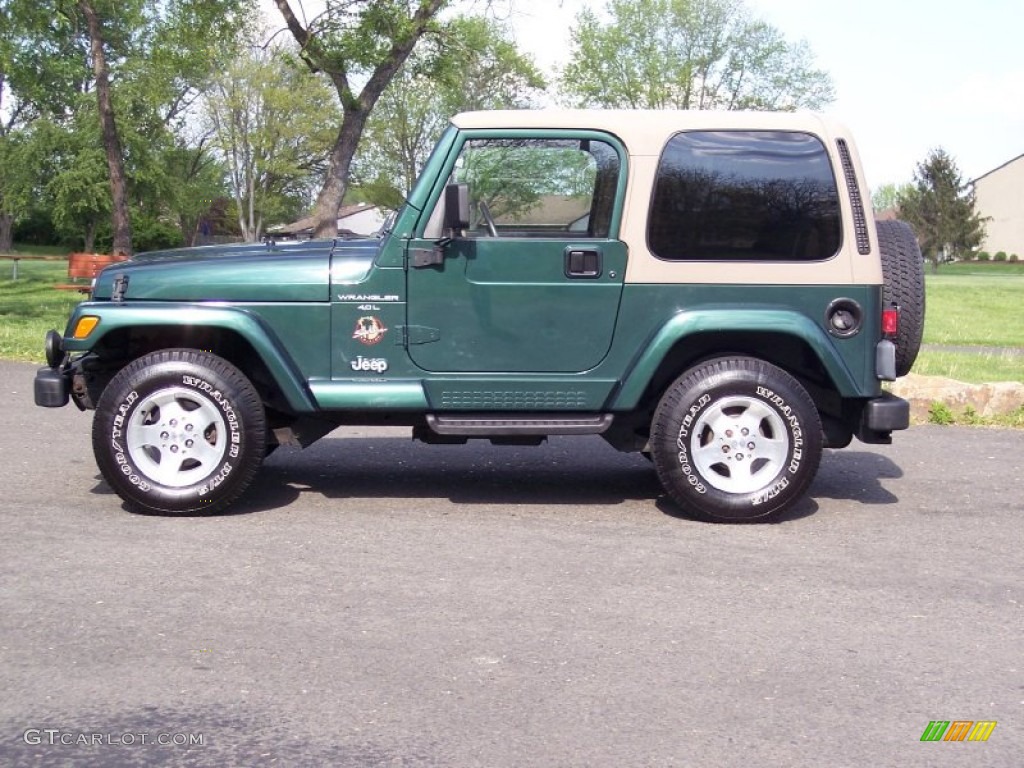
left=446, top=138, right=621, bottom=238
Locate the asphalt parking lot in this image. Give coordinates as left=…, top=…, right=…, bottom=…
left=1, top=360, right=1021, bottom=767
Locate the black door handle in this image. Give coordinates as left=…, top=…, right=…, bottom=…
left=564, top=248, right=602, bottom=278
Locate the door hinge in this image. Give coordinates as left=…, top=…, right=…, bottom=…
left=407, top=238, right=452, bottom=269
left=398, top=325, right=441, bottom=346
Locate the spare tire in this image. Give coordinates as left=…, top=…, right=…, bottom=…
left=876, top=219, right=925, bottom=376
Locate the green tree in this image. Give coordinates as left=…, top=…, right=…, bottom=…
left=0, top=2, right=54, bottom=251
left=872, top=182, right=914, bottom=214
left=3, top=0, right=246, bottom=253
left=76, top=0, right=132, bottom=256
left=353, top=14, right=545, bottom=206
left=204, top=41, right=342, bottom=241
left=273, top=0, right=452, bottom=238
left=159, top=140, right=229, bottom=247
left=560, top=0, right=833, bottom=110
left=899, top=148, right=987, bottom=270
left=0, top=131, right=35, bottom=252
left=46, top=143, right=112, bottom=252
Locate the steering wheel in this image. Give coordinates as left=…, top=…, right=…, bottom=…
left=478, top=200, right=498, bottom=238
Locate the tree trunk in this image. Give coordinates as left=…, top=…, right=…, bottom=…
left=79, top=1, right=132, bottom=257
left=312, top=109, right=370, bottom=239
left=274, top=0, right=448, bottom=241
left=0, top=213, right=13, bottom=253
left=84, top=219, right=97, bottom=254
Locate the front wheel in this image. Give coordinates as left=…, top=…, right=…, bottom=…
left=92, top=349, right=266, bottom=515
left=650, top=358, right=823, bottom=522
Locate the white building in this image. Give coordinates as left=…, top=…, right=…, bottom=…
left=974, top=154, right=1024, bottom=258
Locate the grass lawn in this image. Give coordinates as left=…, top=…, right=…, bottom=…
left=2, top=248, right=1023, bottom=384
left=933, top=260, right=1024, bottom=277
left=4, top=243, right=68, bottom=257
left=914, top=264, right=1024, bottom=383
left=922, top=273, right=1024, bottom=348
left=0, top=255, right=84, bottom=361
left=912, top=348, right=1024, bottom=383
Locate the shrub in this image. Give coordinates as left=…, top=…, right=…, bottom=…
left=132, top=216, right=185, bottom=252
left=994, top=251, right=1008, bottom=262
left=1007, top=406, right=1024, bottom=429
left=960, top=406, right=983, bottom=425
left=1011, top=254, right=1020, bottom=263
left=977, top=251, right=990, bottom=261
left=928, top=402, right=955, bottom=425
left=12, top=208, right=59, bottom=246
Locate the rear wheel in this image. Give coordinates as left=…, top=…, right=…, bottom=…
left=650, top=358, right=822, bottom=522
left=877, top=219, right=925, bottom=376
left=92, top=349, right=266, bottom=515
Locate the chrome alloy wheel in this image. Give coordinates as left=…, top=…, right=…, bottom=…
left=688, top=395, right=790, bottom=495
left=125, top=387, right=227, bottom=488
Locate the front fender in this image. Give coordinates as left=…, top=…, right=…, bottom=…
left=611, top=307, right=860, bottom=409
left=61, top=302, right=317, bottom=412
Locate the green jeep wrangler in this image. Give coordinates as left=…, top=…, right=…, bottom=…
left=35, top=110, right=922, bottom=521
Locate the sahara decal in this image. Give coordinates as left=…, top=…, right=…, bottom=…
left=353, top=316, right=388, bottom=345
left=351, top=356, right=389, bottom=373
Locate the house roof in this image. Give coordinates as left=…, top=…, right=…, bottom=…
left=973, top=152, right=1024, bottom=184
left=269, top=203, right=379, bottom=235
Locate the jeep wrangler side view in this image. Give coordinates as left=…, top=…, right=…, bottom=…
left=35, top=110, right=923, bottom=522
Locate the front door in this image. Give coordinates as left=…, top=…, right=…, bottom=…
left=406, top=134, right=627, bottom=374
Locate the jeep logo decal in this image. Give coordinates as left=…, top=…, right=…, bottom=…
left=351, top=356, right=388, bottom=373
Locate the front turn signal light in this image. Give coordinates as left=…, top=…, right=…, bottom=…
left=72, top=316, right=100, bottom=339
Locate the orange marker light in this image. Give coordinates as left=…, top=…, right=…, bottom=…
left=72, top=316, right=100, bottom=339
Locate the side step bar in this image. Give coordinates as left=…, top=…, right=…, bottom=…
left=425, top=413, right=614, bottom=437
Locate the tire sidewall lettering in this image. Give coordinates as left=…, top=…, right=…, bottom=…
left=674, top=393, right=712, bottom=495
left=108, top=390, right=150, bottom=492
left=754, top=385, right=803, bottom=476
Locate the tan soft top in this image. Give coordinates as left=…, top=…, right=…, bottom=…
left=451, top=109, right=847, bottom=155
left=450, top=109, right=879, bottom=286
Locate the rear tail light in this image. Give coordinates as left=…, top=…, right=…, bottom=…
left=882, top=305, right=899, bottom=339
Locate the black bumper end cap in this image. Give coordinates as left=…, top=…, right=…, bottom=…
left=858, top=393, right=910, bottom=443
left=34, top=366, right=70, bottom=408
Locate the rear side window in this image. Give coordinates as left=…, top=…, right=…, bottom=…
left=648, top=131, right=841, bottom=261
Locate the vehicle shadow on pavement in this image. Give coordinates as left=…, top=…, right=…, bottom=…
left=87, top=475, right=305, bottom=517
left=246, top=436, right=662, bottom=510
left=811, top=450, right=902, bottom=505
left=653, top=448, right=902, bottom=525
left=87, top=438, right=903, bottom=520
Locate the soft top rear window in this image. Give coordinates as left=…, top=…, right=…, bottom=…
left=648, top=130, right=841, bottom=262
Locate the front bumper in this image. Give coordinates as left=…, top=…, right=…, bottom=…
left=35, top=366, right=70, bottom=407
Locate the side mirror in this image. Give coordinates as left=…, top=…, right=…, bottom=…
left=443, top=183, right=470, bottom=233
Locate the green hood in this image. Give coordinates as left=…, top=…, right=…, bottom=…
left=91, top=239, right=380, bottom=302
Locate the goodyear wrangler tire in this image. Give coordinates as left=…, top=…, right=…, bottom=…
left=92, top=349, right=266, bottom=515
left=650, top=358, right=823, bottom=522
left=877, top=219, right=925, bottom=376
